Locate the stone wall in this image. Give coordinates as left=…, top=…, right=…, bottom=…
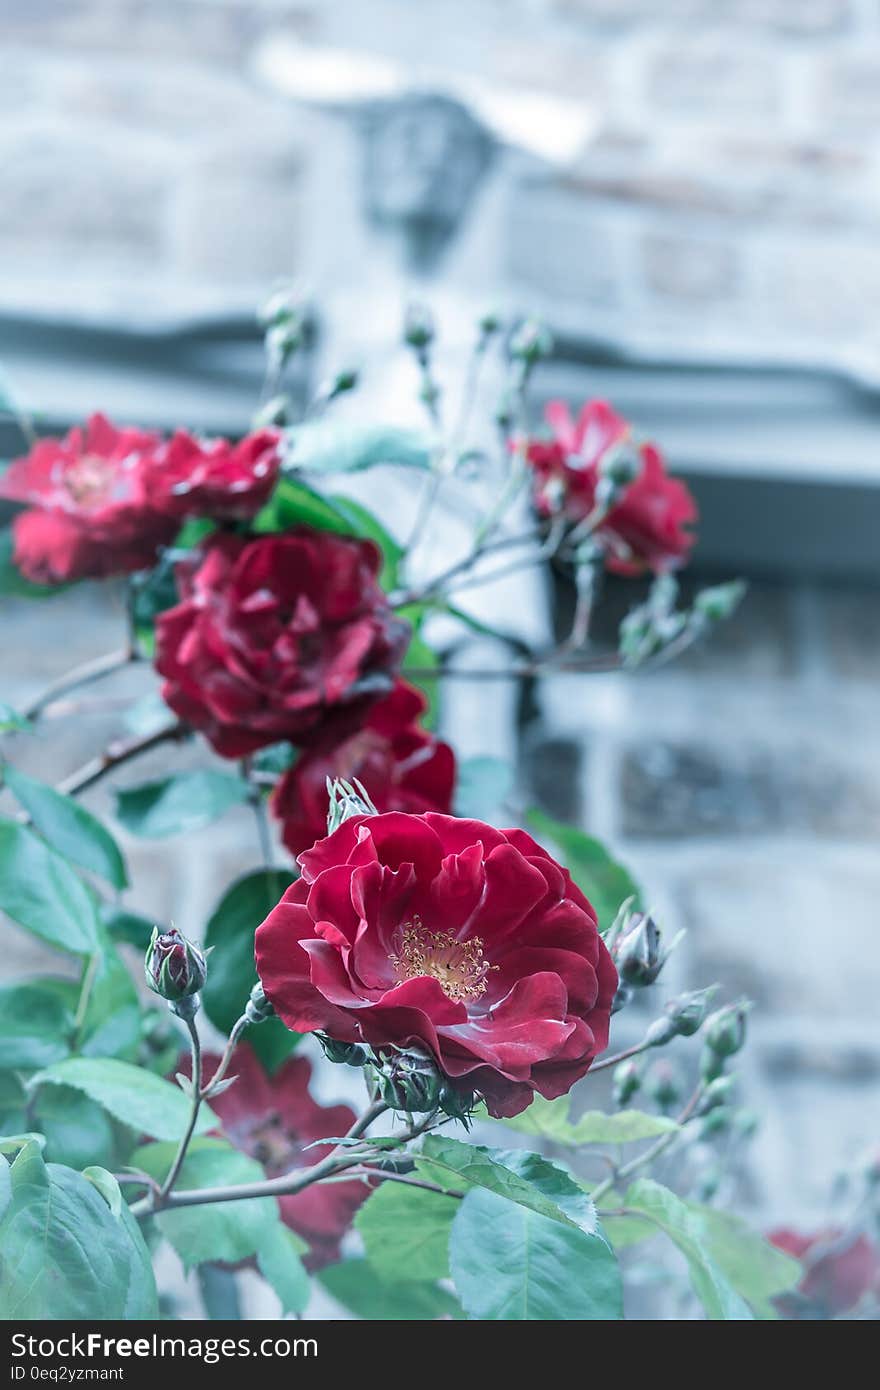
left=3, top=0, right=880, bottom=382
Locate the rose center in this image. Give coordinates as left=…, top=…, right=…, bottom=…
left=64, top=454, right=115, bottom=507
left=389, top=915, right=495, bottom=1004
left=248, top=1111, right=301, bottom=1175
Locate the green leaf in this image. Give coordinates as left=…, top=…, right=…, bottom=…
left=327, top=495, right=404, bottom=591
left=0, top=818, right=101, bottom=955
left=320, top=1258, right=462, bottom=1320
left=75, top=947, right=142, bottom=1061
left=257, top=1225, right=310, bottom=1315
left=30, top=1057, right=217, bottom=1143
left=253, top=477, right=357, bottom=536
left=202, top=869, right=298, bottom=1073
left=0, top=528, right=70, bottom=599
left=284, top=421, right=434, bottom=475
left=524, top=808, right=641, bottom=932
left=618, top=1179, right=754, bottom=1320
left=4, top=763, right=128, bottom=889
left=687, top=1202, right=801, bottom=1319
left=450, top=1189, right=623, bottom=1320
left=33, top=1085, right=116, bottom=1170
left=133, top=1138, right=286, bottom=1270
left=0, top=981, right=73, bottom=1070
left=417, top=1135, right=597, bottom=1235
left=0, top=702, right=31, bottom=734
left=0, top=1073, right=28, bottom=1134
left=81, top=1165, right=122, bottom=1218
left=0, top=1141, right=157, bottom=1319
left=455, top=756, right=513, bottom=823
left=356, top=1181, right=457, bottom=1283
left=114, top=770, right=249, bottom=839
left=505, top=1095, right=680, bottom=1146
left=102, top=905, right=157, bottom=951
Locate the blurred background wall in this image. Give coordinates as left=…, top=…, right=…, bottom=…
left=2, top=0, right=880, bottom=1254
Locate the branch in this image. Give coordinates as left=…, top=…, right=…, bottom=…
left=159, top=1012, right=203, bottom=1201
left=55, top=722, right=187, bottom=799
left=392, top=529, right=545, bottom=609
left=23, top=648, right=137, bottom=722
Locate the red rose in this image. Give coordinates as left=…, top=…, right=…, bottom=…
left=770, top=1227, right=880, bottom=1318
left=527, top=399, right=697, bottom=575
left=155, top=530, right=410, bottom=758
left=255, top=811, right=617, bottom=1118
left=272, top=681, right=456, bottom=856
left=185, top=1044, right=366, bottom=1269
left=146, top=428, right=281, bottom=521
left=0, top=413, right=178, bottom=583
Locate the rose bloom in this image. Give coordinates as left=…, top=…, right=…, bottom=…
left=0, top=413, right=178, bottom=583
left=770, top=1227, right=880, bottom=1319
left=155, top=530, right=410, bottom=758
left=146, top=428, right=280, bottom=521
left=526, top=398, right=697, bottom=575
left=184, top=1044, right=366, bottom=1269
left=272, top=681, right=456, bottom=856
left=255, top=811, right=617, bottom=1118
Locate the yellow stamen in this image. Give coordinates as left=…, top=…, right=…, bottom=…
left=389, top=915, right=495, bottom=1004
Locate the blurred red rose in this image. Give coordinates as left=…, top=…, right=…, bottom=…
left=0, top=413, right=178, bottom=583
left=770, top=1227, right=880, bottom=1318
left=272, top=681, right=456, bottom=857
left=155, top=530, right=410, bottom=758
left=526, top=398, right=697, bottom=575
left=185, top=1044, right=366, bottom=1269
left=146, top=428, right=281, bottom=521
left=255, top=811, right=617, bottom=1118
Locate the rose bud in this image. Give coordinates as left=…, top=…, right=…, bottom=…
left=403, top=303, right=435, bottom=351
left=245, top=981, right=275, bottom=1026
left=645, top=1059, right=681, bottom=1112
left=699, top=1105, right=733, bottom=1139
left=326, top=776, right=379, bottom=835
left=613, top=1058, right=642, bottom=1107
left=373, top=1048, right=444, bottom=1115
left=704, top=999, right=751, bottom=1059
left=698, top=1075, right=736, bottom=1114
left=319, top=1036, right=370, bottom=1068
left=509, top=318, right=553, bottom=365
left=612, top=910, right=681, bottom=989
left=645, top=985, right=718, bottom=1046
left=144, top=926, right=207, bottom=1010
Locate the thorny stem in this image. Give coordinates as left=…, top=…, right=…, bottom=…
left=55, top=723, right=187, bottom=800
left=23, top=648, right=137, bottom=722
left=589, top=1036, right=659, bottom=1075
left=129, top=1100, right=416, bottom=1220
left=159, top=1014, right=203, bottom=1202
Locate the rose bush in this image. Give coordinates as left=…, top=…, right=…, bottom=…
left=0, top=302, right=789, bottom=1325
left=155, top=530, right=411, bottom=758
left=255, top=810, right=617, bottom=1118
left=527, top=398, right=697, bottom=575
left=271, top=681, right=456, bottom=855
